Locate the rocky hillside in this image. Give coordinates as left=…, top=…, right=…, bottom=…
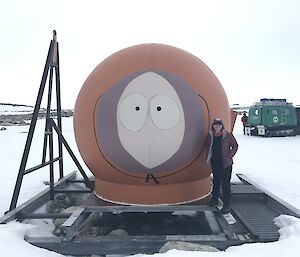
left=0, top=103, right=73, bottom=126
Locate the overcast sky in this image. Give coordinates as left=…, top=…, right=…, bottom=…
left=1, top=0, right=300, bottom=108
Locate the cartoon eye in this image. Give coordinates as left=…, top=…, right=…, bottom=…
left=150, top=95, right=180, bottom=129
left=118, top=94, right=147, bottom=131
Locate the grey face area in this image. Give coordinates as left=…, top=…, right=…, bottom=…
left=117, top=72, right=185, bottom=169
left=95, top=70, right=208, bottom=175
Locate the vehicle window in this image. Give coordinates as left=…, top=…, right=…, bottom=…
left=284, top=109, right=290, bottom=115
left=272, top=110, right=278, bottom=115
left=254, top=109, right=259, bottom=116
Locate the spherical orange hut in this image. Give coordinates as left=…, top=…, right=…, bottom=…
left=73, top=44, right=231, bottom=205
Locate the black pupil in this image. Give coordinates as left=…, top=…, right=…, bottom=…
left=135, top=106, right=140, bottom=111
left=157, top=106, right=162, bottom=111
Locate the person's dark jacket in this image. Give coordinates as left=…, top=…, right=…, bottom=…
left=206, top=130, right=238, bottom=168
left=241, top=115, right=248, bottom=125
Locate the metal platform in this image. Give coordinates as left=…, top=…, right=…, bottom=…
left=1, top=171, right=300, bottom=256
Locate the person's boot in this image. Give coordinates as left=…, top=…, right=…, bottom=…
left=221, top=203, right=231, bottom=213
left=208, top=198, right=218, bottom=207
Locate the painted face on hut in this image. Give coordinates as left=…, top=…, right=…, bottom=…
left=74, top=44, right=231, bottom=205
left=94, top=70, right=208, bottom=175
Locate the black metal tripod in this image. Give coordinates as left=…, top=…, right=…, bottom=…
left=8, top=31, right=93, bottom=211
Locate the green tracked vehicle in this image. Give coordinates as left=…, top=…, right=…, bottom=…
left=246, top=98, right=298, bottom=137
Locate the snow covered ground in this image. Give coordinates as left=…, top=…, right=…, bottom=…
left=0, top=104, right=34, bottom=115
left=0, top=113, right=300, bottom=256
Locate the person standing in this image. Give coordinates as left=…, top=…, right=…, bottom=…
left=206, top=118, right=238, bottom=213
left=241, top=112, right=248, bottom=135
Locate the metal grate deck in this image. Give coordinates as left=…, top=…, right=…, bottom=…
left=231, top=197, right=280, bottom=241
left=231, top=184, right=264, bottom=195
